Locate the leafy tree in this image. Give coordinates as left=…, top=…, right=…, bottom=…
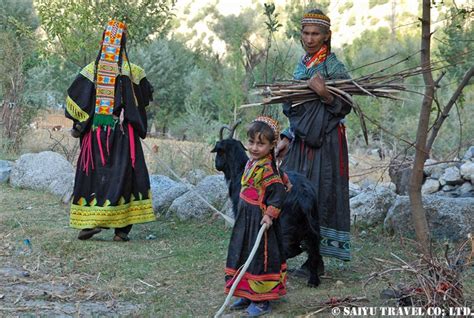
left=131, top=38, right=197, bottom=133
left=36, top=0, right=176, bottom=66
left=0, top=0, right=40, bottom=152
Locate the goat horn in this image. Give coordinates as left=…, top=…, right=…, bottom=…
left=219, top=125, right=231, bottom=140
left=229, top=119, right=242, bottom=139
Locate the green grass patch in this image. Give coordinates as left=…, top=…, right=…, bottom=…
left=1, top=183, right=472, bottom=316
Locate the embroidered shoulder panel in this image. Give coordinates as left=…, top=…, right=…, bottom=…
left=121, top=63, right=146, bottom=84
left=80, top=62, right=95, bottom=82
left=79, top=62, right=146, bottom=85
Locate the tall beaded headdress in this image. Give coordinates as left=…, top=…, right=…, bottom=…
left=301, top=12, right=331, bottom=28
left=93, top=20, right=126, bottom=128
left=252, top=116, right=280, bottom=141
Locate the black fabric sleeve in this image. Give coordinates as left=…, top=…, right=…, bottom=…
left=263, top=182, right=287, bottom=219
left=65, top=74, right=95, bottom=135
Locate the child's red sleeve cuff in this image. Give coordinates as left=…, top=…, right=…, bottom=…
left=265, top=206, right=281, bottom=219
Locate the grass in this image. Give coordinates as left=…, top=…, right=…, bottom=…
left=1, top=183, right=472, bottom=317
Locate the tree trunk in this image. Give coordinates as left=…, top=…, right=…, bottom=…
left=408, top=0, right=433, bottom=255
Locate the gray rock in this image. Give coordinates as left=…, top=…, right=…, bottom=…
left=0, top=160, right=13, bottom=183
left=10, top=151, right=74, bottom=199
left=384, top=196, right=474, bottom=241
left=421, top=178, right=440, bottom=195
left=458, top=182, right=474, bottom=197
left=441, top=167, right=463, bottom=185
left=460, top=161, right=474, bottom=181
left=184, top=169, right=207, bottom=185
left=360, top=179, right=376, bottom=190
left=424, top=160, right=446, bottom=179
left=348, top=182, right=361, bottom=198
left=439, top=177, right=447, bottom=186
left=168, top=174, right=228, bottom=220
left=149, top=175, right=188, bottom=214
left=350, top=186, right=397, bottom=226
left=463, top=146, right=474, bottom=160
left=380, top=182, right=396, bottom=192
left=442, top=184, right=456, bottom=192
left=389, top=164, right=412, bottom=195
left=423, top=159, right=437, bottom=176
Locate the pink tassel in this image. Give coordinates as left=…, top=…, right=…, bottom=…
left=106, top=126, right=111, bottom=156
left=79, top=130, right=94, bottom=175
left=128, top=123, right=136, bottom=169
left=96, top=126, right=106, bottom=166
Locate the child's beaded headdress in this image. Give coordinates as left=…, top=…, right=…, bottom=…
left=252, top=116, right=280, bottom=141
left=301, top=12, right=331, bottom=28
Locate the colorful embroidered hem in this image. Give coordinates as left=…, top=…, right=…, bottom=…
left=70, top=198, right=155, bottom=229
left=224, top=263, right=287, bottom=301
left=320, top=226, right=351, bottom=261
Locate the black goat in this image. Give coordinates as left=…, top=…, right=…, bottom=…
left=211, top=124, right=322, bottom=287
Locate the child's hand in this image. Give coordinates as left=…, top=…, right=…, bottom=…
left=261, top=214, right=273, bottom=228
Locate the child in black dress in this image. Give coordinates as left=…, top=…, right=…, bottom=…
left=225, top=116, right=287, bottom=316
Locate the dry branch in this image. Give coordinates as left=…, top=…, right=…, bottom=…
left=365, top=238, right=472, bottom=309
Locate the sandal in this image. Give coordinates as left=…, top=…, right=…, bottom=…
left=113, top=234, right=130, bottom=242
left=78, top=228, right=102, bottom=240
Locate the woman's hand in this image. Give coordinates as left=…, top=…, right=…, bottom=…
left=307, top=73, right=334, bottom=104
left=261, top=214, right=273, bottom=228
left=275, top=137, right=290, bottom=160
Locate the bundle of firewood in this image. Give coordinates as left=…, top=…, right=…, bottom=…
left=241, top=53, right=453, bottom=110
left=239, top=53, right=459, bottom=144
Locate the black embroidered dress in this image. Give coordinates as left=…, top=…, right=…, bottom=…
left=225, top=156, right=287, bottom=301
left=66, top=62, right=156, bottom=229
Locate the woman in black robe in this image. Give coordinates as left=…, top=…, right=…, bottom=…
left=276, top=9, right=351, bottom=266
left=65, top=20, right=156, bottom=241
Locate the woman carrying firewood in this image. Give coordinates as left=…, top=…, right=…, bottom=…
left=276, top=9, right=352, bottom=272
left=65, top=20, right=156, bottom=241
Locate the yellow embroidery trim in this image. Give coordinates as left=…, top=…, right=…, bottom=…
left=70, top=198, right=156, bottom=229
left=121, top=63, right=146, bottom=84
left=303, top=13, right=330, bottom=21
left=79, top=62, right=145, bottom=85
left=66, top=96, right=89, bottom=122
left=80, top=62, right=95, bottom=82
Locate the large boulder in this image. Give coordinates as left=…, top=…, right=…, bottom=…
left=149, top=175, right=189, bottom=214
left=9, top=151, right=74, bottom=200
left=168, top=174, right=228, bottom=220
left=184, top=169, right=207, bottom=185
left=350, top=186, right=397, bottom=226
left=384, top=196, right=474, bottom=241
left=0, top=160, right=13, bottom=183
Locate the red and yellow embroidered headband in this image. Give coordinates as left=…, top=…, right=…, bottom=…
left=301, top=12, right=331, bottom=28
left=252, top=116, right=280, bottom=141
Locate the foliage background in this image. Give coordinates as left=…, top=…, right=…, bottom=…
left=0, top=0, right=472, bottom=158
